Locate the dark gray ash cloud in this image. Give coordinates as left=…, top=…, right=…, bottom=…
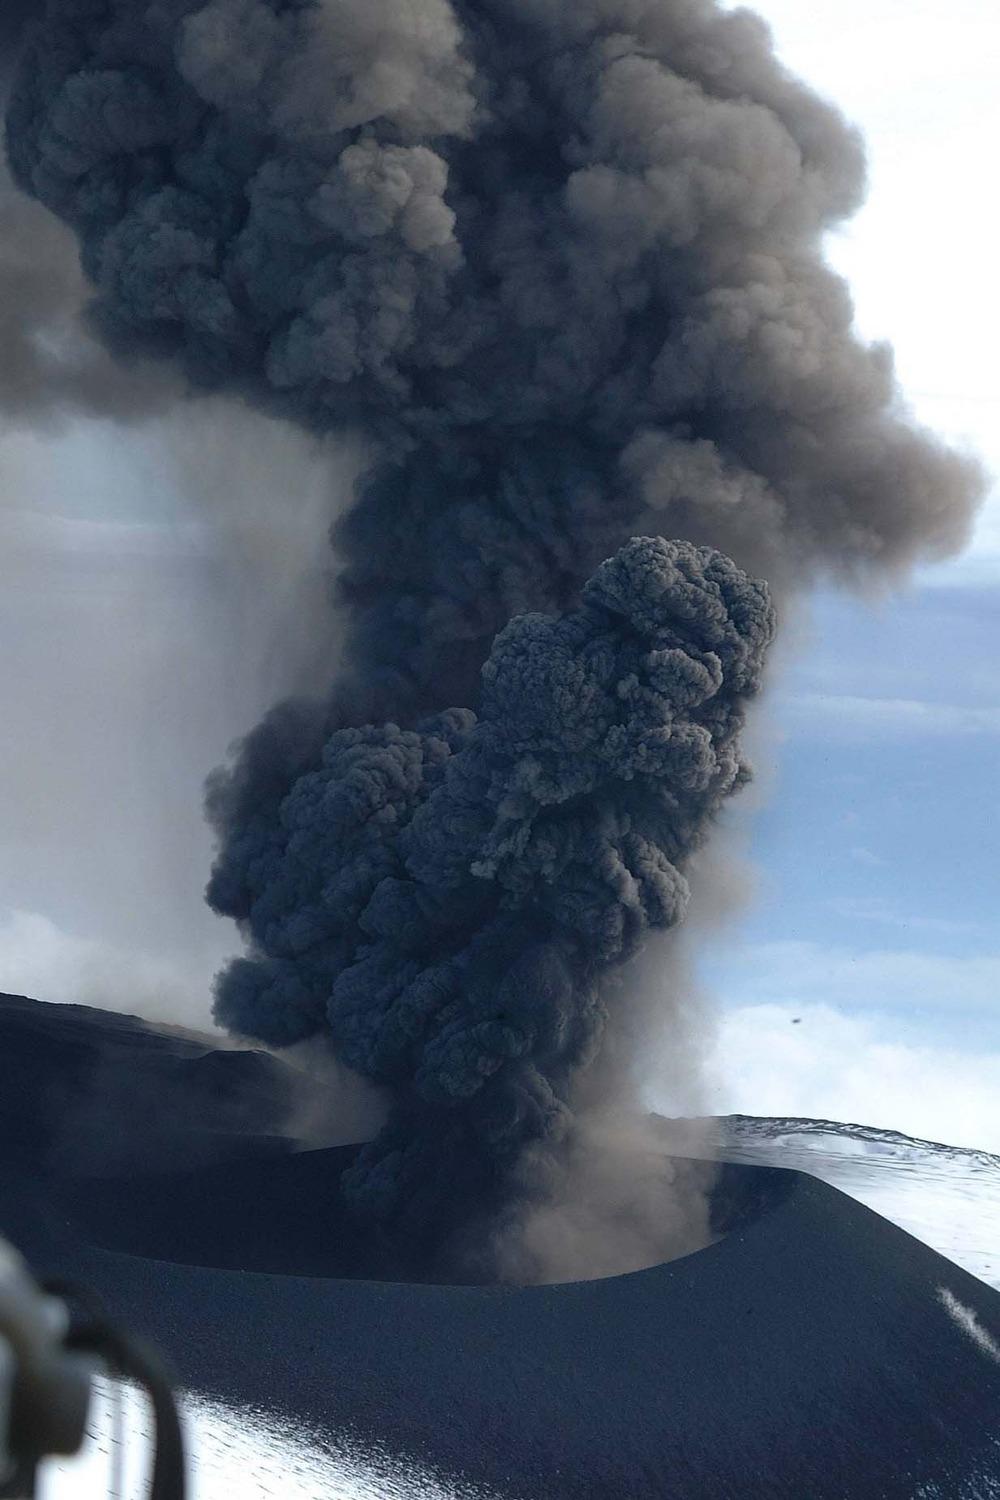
left=211, top=536, right=773, bottom=1245
left=6, top=0, right=983, bottom=1266
left=0, top=1, right=175, bottom=426
left=7, top=0, right=980, bottom=615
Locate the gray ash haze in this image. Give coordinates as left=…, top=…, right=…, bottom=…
left=3, top=0, right=983, bottom=1271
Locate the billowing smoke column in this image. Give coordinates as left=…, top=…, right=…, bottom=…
left=0, top=0, right=177, bottom=424
left=6, top=2, right=979, bottom=634
left=5, top=0, right=982, bottom=1255
left=212, top=536, right=773, bottom=1239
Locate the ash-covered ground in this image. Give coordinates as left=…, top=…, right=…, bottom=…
left=3, top=994, right=1000, bottom=1500
left=43, top=1115, right=1000, bottom=1500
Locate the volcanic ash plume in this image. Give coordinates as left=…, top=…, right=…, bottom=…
left=5, top=0, right=983, bottom=1263
left=0, top=1, right=170, bottom=426
left=211, top=536, right=773, bottom=1246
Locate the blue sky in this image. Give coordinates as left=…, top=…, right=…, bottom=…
left=700, top=579, right=1000, bottom=1141
left=700, top=0, right=1000, bottom=1144
left=708, top=583, right=1000, bottom=1025
left=0, top=0, right=996, bottom=1147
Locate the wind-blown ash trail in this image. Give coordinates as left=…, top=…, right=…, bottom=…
left=4, top=0, right=983, bottom=1263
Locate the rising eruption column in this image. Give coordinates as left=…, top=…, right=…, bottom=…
left=5, top=0, right=982, bottom=1262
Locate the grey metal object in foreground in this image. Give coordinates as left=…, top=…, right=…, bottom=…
left=0, top=1238, right=93, bottom=1498
left=0, top=1228, right=185, bottom=1500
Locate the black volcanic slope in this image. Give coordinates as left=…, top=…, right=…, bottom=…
left=2, top=994, right=1000, bottom=1499
left=0, top=990, right=293, bottom=1172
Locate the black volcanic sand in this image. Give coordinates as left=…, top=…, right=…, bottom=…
left=3, top=995, right=1000, bottom=1499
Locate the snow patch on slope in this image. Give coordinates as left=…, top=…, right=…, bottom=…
left=937, top=1287, right=1000, bottom=1366
left=717, top=1115, right=1000, bottom=1291
left=42, top=1379, right=498, bottom=1500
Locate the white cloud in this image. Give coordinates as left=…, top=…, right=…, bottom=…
left=936, top=1288, right=1000, bottom=1366
left=730, top=0, right=1000, bottom=586
left=0, top=907, right=222, bottom=1027
left=703, top=1001, right=1000, bottom=1153
left=781, top=693, right=1000, bottom=739
left=705, top=939, right=1000, bottom=1016
left=826, top=895, right=981, bottom=938
left=848, top=847, right=885, bottom=869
